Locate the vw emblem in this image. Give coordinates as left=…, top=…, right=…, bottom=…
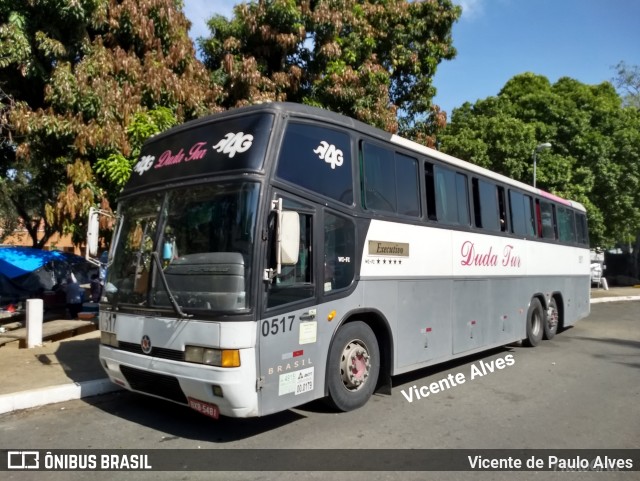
left=141, top=335, right=152, bottom=355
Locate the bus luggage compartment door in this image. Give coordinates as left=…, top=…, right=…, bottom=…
left=452, top=280, right=488, bottom=354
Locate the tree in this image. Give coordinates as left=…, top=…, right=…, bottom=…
left=438, top=73, right=640, bottom=248
left=611, top=62, right=640, bottom=278
left=0, top=0, right=221, bottom=246
left=95, top=106, right=177, bottom=193
left=613, top=61, right=640, bottom=109
left=199, top=0, right=460, bottom=138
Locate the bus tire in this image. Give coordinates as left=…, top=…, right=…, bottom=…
left=326, top=321, right=380, bottom=412
left=543, top=297, right=559, bottom=340
left=523, top=298, right=544, bottom=347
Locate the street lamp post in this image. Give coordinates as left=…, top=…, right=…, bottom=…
left=532, top=142, right=552, bottom=188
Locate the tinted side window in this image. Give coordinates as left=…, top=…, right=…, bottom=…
left=267, top=202, right=314, bottom=309
left=557, top=207, right=577, bottom=242
left=396, top=153, right=421, bottom=217
left=473, top=178, right=500, bottom=232
left=427, top=163, right=469, bottom=225
left=538, top=200, right=557, bottom=239
left=455, top=173, right=470, bottom=226
left=362, top=142, right=420, bottom=217
left=509, top=191, right=536, bottom=237
left=362, top=142, right=396, bottom=212
left=324, top=212, right=356, bottom=292
left=576, top=213, right=589, bottom=245
left=523, top=194, right=536, bottom=236
left=276, top=122, right=353, bottom=205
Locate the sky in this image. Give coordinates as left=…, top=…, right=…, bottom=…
left=182, top=0, right=640, bottom=115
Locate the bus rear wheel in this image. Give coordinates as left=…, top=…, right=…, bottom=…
left=523, top=298, right=544, bottom=347
left=326, top=321, right=380, bottom=412
left=543, top=297, right=559, bottom=340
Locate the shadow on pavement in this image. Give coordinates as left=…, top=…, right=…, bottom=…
left=51, top=336, right=104, bottom=384
left=82, top=389, right=307, bottom=443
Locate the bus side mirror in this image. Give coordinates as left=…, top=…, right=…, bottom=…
left=87, top=207, right=100, bottom=257
left=280, top=211, right=299, bottom=266
left=263, top=200, right=300, bottom=281
left=86, top=206, right=117, bottom=267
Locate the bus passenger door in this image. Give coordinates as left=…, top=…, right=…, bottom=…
left=257, top=194, right=323, bottom=416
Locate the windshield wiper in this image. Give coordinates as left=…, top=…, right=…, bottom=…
left=151, top=251, right=192, bottom=318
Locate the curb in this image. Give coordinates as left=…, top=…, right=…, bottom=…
left=0, top=379, right=121, bottom=415
left=590, top=296, right=640, bottom=304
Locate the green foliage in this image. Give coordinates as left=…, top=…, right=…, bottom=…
left=0, top=0, right=220, bottom=247
left=199, top=0, right=460, bottom=135
left=95, top=152, right=132, bottom=190
left=127, top=107, right=177, bottom=157
left=95, top=107, right=177, bottom=192
left=439, top=73, right=640, bottom=247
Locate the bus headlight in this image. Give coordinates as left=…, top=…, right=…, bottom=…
left=185, top=346, right=240, bottom=367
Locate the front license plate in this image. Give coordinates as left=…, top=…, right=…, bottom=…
left=188, top=398, right=219, bottom=420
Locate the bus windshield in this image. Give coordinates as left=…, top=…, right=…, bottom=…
left=105, top=182, right=260, bottom=314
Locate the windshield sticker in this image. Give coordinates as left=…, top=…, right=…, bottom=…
left=133, top=155, right=156, bottom=175
left=212, top=132, right=254, bottom=158
left=299, top=321, right=317, bottom=345
left=134, top=141, right=209, bottom=175
left=313, top=141, right=344, bottom=169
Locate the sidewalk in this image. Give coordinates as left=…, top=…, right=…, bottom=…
left=1, top=287, right=639, bottom=416
left=0, top=327, right=119, bottom=415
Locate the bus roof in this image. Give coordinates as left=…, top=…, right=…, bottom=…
left=140, top=102, right=586, bottom=213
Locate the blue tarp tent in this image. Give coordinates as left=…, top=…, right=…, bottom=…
left=0, top=248, right=71, bottom=279
left=0, top=247, right=95, bottom=305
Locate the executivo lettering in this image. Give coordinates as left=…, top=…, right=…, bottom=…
left=368, top=241, right=410, bottom=257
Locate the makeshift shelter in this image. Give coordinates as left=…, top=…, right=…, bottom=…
left=0, top=247, right=95, bottom=306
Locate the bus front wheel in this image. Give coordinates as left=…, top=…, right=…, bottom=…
left=326, top=321, right=380, bottom=412
left=523, top=298, right=544, bottom=347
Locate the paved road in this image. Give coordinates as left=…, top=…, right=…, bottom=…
left=1, top=302, right=638, bottom=481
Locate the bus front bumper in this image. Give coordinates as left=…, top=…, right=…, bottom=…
left=99, top=345, right=259, bottom=418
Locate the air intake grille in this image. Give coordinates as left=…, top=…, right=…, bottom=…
left=118, top=341, right=185, bottom=361
left=119, top=365, right=187, bottom=404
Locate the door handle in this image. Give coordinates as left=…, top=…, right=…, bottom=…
left=300, top=311, right=316, bottom=321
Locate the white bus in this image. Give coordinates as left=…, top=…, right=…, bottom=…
left=92, top=102, right=591, bottom=419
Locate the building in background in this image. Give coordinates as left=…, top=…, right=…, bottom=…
left=0, top=220, right=79, bottom=255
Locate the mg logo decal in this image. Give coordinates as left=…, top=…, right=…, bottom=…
left=212, top=132, right=254, bottom=158
left=133, top=155, right=155, bottom=175
left=141, top=335, right=152, bottom=355
left=313, top=141, right=344, bottom=169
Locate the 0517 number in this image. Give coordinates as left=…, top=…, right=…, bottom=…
left=261, top=315, right=295, bottom=337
